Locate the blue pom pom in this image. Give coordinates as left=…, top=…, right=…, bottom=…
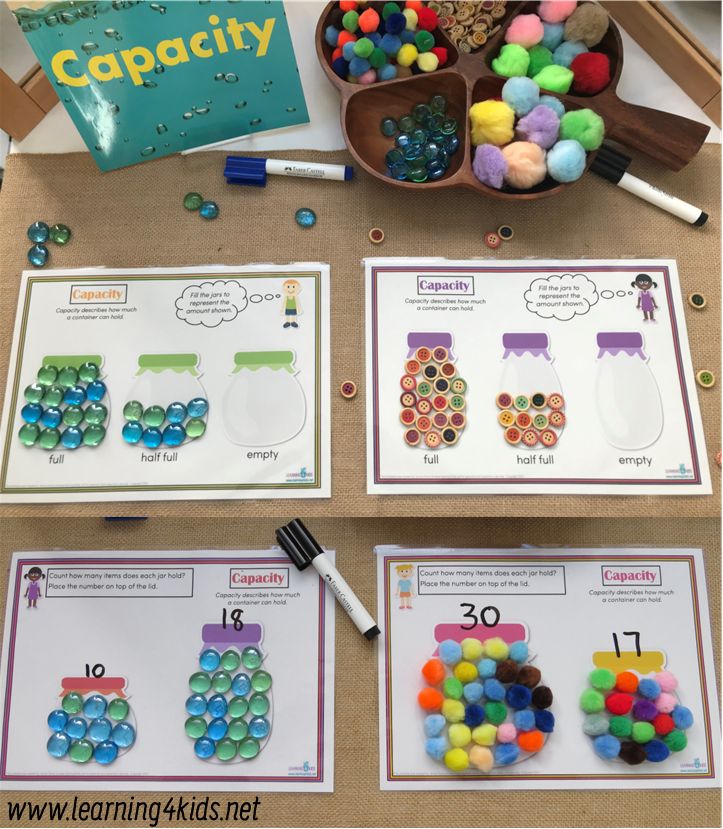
left=539, top=94, right=565, bottom=118
left=463, top=682, right=484, bottom=703
left=342, top=41, right=356, bottom=61
left=514, top=709, right=536, bottom=731
left=638, top=678, right=661, bottom=700
left=349, top=57, right=371, bottom=76
left=424, top=714, right=446, bottom=738
left=672, top=705, right=694, bottom=729
left=534, top=709, right=555, bottom=733
left=508, top=641, right=529, bottom=663
left=541, top=21, right=564, bottom=50
left=494, top=743, right=519, bottom=765
left=478, top=658, right=497, bottom=678
left=331, top=57, right=349, bottom=78
left=464, top=704, right=485, bottom=728
left=593, top=734, right=621, bottom=760
left=368, top=31, right=382, bottom=46
left=483, top=678, right=505, bottom=701
left=378, top=63, right=398, bottom=81
left=425, top=736, right=448, bottom=761
left=547, top=139, right=586, bottom=183
left=439, top=639, right=462, bottom=665
left=645, top=739, right=671, bottom=762
left=400, top=29, right=416, bottom=44
left=502, top=77, right=540, bottom=116
left=380, top=33, right=402, bottom=55
left=385, top=11, right=405, bottom=34
left=552, top=40, right=588, bottom=68
left=506, top=684, right=533, bottom=710
left=325, top=25, right=340, bottom=47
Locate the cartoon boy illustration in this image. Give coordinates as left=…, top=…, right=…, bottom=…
left=632, top=273, right=659, bottom=322
left=24, top=566, right=45, bottom=609
left=395, top=563, right=414, bottom=610
left=280, top=279, right=302, bottom=329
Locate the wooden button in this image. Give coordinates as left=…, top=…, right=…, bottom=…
left=368, top=228, right=385, bottom=244
left=340, top=380, right=357, bottom=399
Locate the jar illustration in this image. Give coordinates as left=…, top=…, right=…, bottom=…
left=185, top=622, right=272, bottom=763
left=222, top=351, right=306, bottom=446
left=496, top=333, right=565, bottom=449
left=418, top=623, right=555, bottom=774
left=121, top=354, right=208, bottom=450
left=595, top=332, right=663, bottom=450
left=18, top=354, right=108, bottom=451
left=400, top=332, right=468, bottom=450
left=46, top=674, right=136, bottom=765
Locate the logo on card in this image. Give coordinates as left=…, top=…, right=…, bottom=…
left=229, top=567, right=289, bottom=589
left=601, top=566, right=662, bottom=586
left=416, top=275, right=475, bottom=296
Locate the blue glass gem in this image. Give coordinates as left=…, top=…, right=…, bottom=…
left=199, top=648, right=221, bottom=672
left=41, top=407, right=62, bottom=428
left=86, top=380, right=107, bottom=402
left=207, top=718, right=228, bottom=741
left=427, top=160, right=447, bottom=180
left=47, top=709, right=68, bottom=732
left=27, top=221, right=50, bottom=243
left=166, top=402, right=187, bottom=424
left=187, top=397, right=209, bottom=418
left=445, top=134, right=460, bottom=154
left=390, top=161, right=409, bottom=181
left=186, top=694, right=207, bottom=716
left=141, top=428, right=162, bottom=449
left=395, top=132, right=412, bottom=149
left=21, top=403, right=42, bottom=423
left=122, top=421, right=143, bottom=444
left=294, top=207, right=316, bottom=228
left=423, top=141, right=442, bottom=160
left=111, top=722, right=135, bottom=748
left=207, top=694, right=228, bottom=719
left=194, top=737, right=215, bottom=759
left=162, top=424, right=186, bottom=447
left=385, top=148, right=404, bottom=167
left=65, top=716, right=87, bottom=739
left=83, top=694, right=107, bottom=719
left=231, top=673, right=251, bottom=696
left=63, top=385, right=86, bottom=406
left=61, top=426, right=83, bottom=449
left=47, top=732, right=71, bottom=758
left=88, top=717, right=112, bottom=742
left=248, top=716, right=270, bottom=739
left=28, top=244, right=49, bottom=267
left=404, top=145, right=423, bottom=162
left=199, top=200, right=219, bottom=220
left=94, top=740, right=119, bottom=764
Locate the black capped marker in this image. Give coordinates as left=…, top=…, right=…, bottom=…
left=276, top=519, right=380, bottom=640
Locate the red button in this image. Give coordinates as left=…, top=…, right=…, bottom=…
left=485, top=231, right=501, bottom=249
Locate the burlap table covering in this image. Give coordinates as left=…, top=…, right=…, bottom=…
left=0, top=148, right=719, bottom=518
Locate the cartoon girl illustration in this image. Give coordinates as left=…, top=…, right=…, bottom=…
left=632, top=273, right=659, bottom=322
left=24, top=566, right=45, bottom=608
left=280, top=279, right=302, bottom=329
left=395, top=563, right=415, bottom=610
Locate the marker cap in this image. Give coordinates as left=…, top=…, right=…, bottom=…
left=224, top=156, right=267, bottom=187
left=275, top=518, right=322, bottom=571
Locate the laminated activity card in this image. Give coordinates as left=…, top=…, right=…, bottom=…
left=0, top=264, right=330, bottom=502
left=365, top=258, right=711, bottom=495
left=0, top=549, right=334, bottom=791
left=376, top=547, right=720, bottom=791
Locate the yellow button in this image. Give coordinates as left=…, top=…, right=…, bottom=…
left=498, top=410, right=515, bottom=427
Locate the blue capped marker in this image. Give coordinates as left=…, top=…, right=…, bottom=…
left=225, top=156, right=353, bottom=187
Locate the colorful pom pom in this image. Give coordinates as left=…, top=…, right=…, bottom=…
left=533, top=64, right=574, bottom=93
left=588, top=668, right=616, bottom=691
left=492, top=44, right=531, bottom=78
left=442, top=698, right=466, bottom=722
left=672, top=705, right=694, bottom=730
left=580, top=688, right=605, bottom=714
left=527, top=44, right=553, bottom=78
left=422, top=658, right=446, bottom=686
left=605, top=692, right=633, bottom=716
left=494, top=742, right=519, bottom=765
left=342, top=10, right=359, bottom=32
left=532, top=686, right=553, bottom=709
left=514, top=709, right=536, bottom=731
left=402, top=8, right=418, bottom=29
left=583, top=713, right=609, bottom=736
left=425, top=735, right=448, bottom=760
left=564, top=2, right=610, bottom=46
left=539, top=94, right=565, bottom=118
left=358, top=70, right=376, bottom=86
left=653, top=713, right=675, bottom=736
left=382, top=2, right=400, bottom=20
left=619, top=740, right=646, bottom=765
left=464, top=703, right=486, bottom=728
left=418, top=686, right=444, bottom=711
left=396, top=43, right=418, bottom=66
left=541, top=21, right=565, bottom=50
left=505, top=13, right=544, bottom=49
left=431, top=46, right=448, bottom=67
left=546, top=138, right=586, bottom=182
left=593, top=734, right=620, bottom=759
left=484, top=701, right=508, bottom=725
left=424, top=713, right=446, bottom=737
left=484, top=637, right=510, bottom=661
left=461, top=638, right=485, bottom=662
left=353, top=36, right=374, bottom=57
left=483, top=678, right=506, bottom=701
left=444, top=747, right=469, bottom=771
left=416, top=6, right=438, bottom=31
left=632, top=721, right=655, bottom=743
left=538, top=0, right=577, bottom=24
left=517, top=665, right=542, bottom=688
left=331, top=57, right=349, bottom=78
left=369, top=47, right=388, bottom=68
left=655, top=671, right=679, bottom=693
left=502, top=76, right=540, bottom=116
left=644, top=739, right=670, bottom=763
left=478, top=657, right=498, bottom=678
left=664, top=730, right=687, bottom=752
left=508, top=641, right=528, bottom=663
left=632, top=698, right=658, bottom=722
left=325, top=25, right=340, bottom=46
left=502, top=141, right=547, bottom=190
left=518, top=729, right=545, bottom=752
left=469, top=100, right=516, bottom=146
left=638, top=678, right=662, bottom=700
left=359, top=7, right=380, bottom=32
left=559, top=108, right=605, bottom=150
left=516, top=105, right=560, bottom=149
left=609, top=715, right=633, bottom=738
left=349, top=56, right=371, bottom=76
left=454, top=661, right=478, bottom=683
left=507, top=684, right=533, bottom=710
left=497, top=723, right=517, bottom=743
left=439, top=639, right=462, bottom=665
left=463, top=682, right=485, bottom=703
left=378, top=63, right=398, bottom=81
left=417, top=51, right=439, bottom=72
left=380, top=33, right=402, bottom=54
left=552, top=40, right=587, bottom=68
left=385, top=11, right=406, bottom=34
left=535, top=709, right=555, bottom=733
left=495, top=659, right=519, bottom=684
left=571, top=51, right=611, bottom=95
left=443, top=676, right=464, bottom=700
left=615, top=671, right=639, bottom=694
left=656, top=692, right=677, bottom=714
left=472, top=723, right=497, bottom=746
left=448, top=723, right=472, bottom=748
left=469, top=744, right=494, bottom=771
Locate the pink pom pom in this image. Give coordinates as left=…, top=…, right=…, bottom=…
left=502, top=141, right=548, bottom=190
left=497, top=723, right=518, bottom=743
left=504, top=14, right=544, bottom=48
left=656, top=692, right=677, bottom=714
left=538, top=0, right=577, bottom=24
left=358, top=69, right=377, bottom=84
left=655, top=671, right=679, bottom=693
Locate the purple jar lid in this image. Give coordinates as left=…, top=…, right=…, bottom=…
left=407, top=332, right=455, bottom=359
left=502, top=332, right=551, bottom=360
left=596, top=332, right=646, bottom=359
left=201, top=622, right=262, bottom=650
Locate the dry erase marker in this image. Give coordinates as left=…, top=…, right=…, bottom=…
left=276, top=519, right=380, bottom=640
left=225, top=156, right=353, bottom=187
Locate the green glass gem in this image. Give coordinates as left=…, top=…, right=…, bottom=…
left=441, top=118, right=458, bottom=135
left=143, top=405, right=166, bottom=428
left=49, top=223, right=71, bottom=245
left=69, top=739, right=94, bottom=763
left=221, top=649, right=241, bottom=672
left=228, top=696, right=249, bottom=717
left=227, top=717, right=248, bottom=741
left=183, top=192, right=204, bottom=211
left=39, top=428, right=60, bottom=450
left=43, top=385, right=64, bottom=407
left=241, top=646, right=262, bottom=670
left=211, top=671, right=232, bottom=694
left=216, top=738, right=237, bottom=761
left=251, top=670, right=272, bottom=693
left=189, top=671, right=212, bottom=693
left=398, top=114, right=415, bottom=133
left=379, top=117, right=398, bottom=137
left=84, top=403, right=108, bottom=425
left=57, top=366, right=79, bottom=388
left=24, top=383, right=45, bottom=403
left=18, top=423, right=40, bottom=446
left=62, top=406, right=84, bottom=427
left=62, top=692, right=83, bottom=714
left=37, top=365, right=58, bottom=386
left=83, top=424, right=106, bottom=446
left=430, top=94, right=447, bottom=113
left=185, top=716, right=207, bottom=739
left=123, top=400, right=144, bottom=421
left=248, top=693, right=269, bottom=717
left=78, top=362, right=99, bottom=383
left=107, top=698, right=129, bottom=721
left=409, top=167, right=429, bottom=183
left=186, top=418, right=206, bottom=438
left=413, top=103, right=431, bottom=123
left=238, top=737, right=260, bottom=759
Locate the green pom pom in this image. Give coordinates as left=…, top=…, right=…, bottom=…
left=342, top=10, right=359, bottom=32
left=559, top=108, right=605, bottom=150
left=582, top=713, right=609, bottom=736
left=527, top=45, right=553, bottom=78
left=609, top=716, right=633, bottom=738
left=492, top=44, right=530, bottom=78
left=369, top=47, right=387, bottom=68
left=415, top=30, right=435, bottom=52
left=664, top=730, right=688, bottom=752
left=533, top=64, right=574, bottom=94
left=353, top=37, right=374, bottom=58
left=588, top=668, right=616, bottom=691
left=382, top=2, right=401, bottom=19
left=580, top=688, right=605, bottom=713
left=632, top=721, right=655, bottom=744
left=443, top=676, right=464, bottom=700
left=484, top=701, right=507, bottom=725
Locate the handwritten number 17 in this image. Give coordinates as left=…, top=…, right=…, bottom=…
left=612, top=631, right=641, bottom=657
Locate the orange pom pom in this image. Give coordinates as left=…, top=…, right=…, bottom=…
left=331, top=46, right=343, bottom=61
left=418, top=686, right=444, bottom=711
left=518, top=729, right=545, bottom=752
left=337, top=30, right=357, bottom=47
left=422, top=658, right=446, bottom=686
left=340, top=0, right=358, bottom=10
left=615, top=671, right=639, bottom=693
left=405, top=0, right=423, bottom=10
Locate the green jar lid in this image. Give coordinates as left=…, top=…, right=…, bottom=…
left=137, top=354, right=199, bottom=375
left=43, top=355, right=102, bottom=371
left=232, top=351, right=295, bottom=373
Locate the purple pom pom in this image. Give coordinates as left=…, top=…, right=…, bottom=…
left=473, top=144, right=508, bottom=190
left=632, top=699, right=658, bottom=722
left=516, top=105, right=560, bottom=149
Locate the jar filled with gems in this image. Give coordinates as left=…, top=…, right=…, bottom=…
left=121, top=354, right=208, bottom=450
left=46, top=674, right=135, bottom=765
left=185, top=622, right=272, bottom=763
left=18, top=355, right=108, bottom=451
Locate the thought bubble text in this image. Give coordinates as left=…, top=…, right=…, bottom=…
left=524, top=273, right=599, bottom=321
left=175, top=280, right=248, bottom=328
